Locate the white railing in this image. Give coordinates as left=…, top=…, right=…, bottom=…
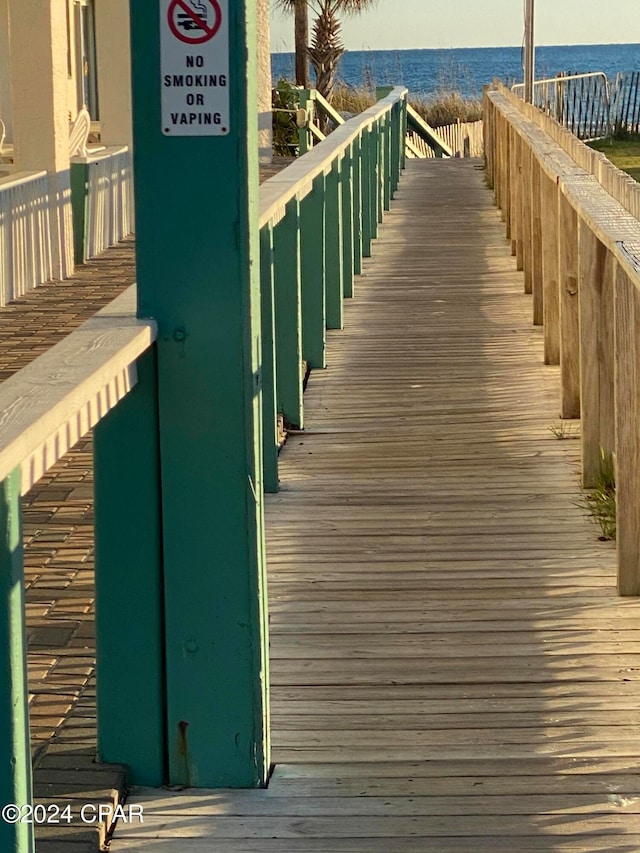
left=406, top=120, right=483, bottom=159
left=512, top=72, right=611, bottom=140
left=72, top=146, right=134, bottom=260
left=0, top=171, right=53, bottom=306
left=437, top=120, right=484, bottom=158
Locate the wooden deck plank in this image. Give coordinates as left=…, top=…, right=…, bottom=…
left=111, top=159, right=640, bottom=850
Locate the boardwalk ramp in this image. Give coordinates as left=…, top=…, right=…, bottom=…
left=111, top=160, right=640, bottom=852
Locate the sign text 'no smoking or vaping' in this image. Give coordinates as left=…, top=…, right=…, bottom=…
left=161, top=0, right=229, bottom=136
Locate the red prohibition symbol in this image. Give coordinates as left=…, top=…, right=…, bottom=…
left=168, top=0, right=222, bottom=45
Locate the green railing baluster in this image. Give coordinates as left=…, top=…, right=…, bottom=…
left=0, top=468, right=34, bottom=853
left=377, top=119, right=385, bottom=223
left=94, top=349, right=165, bottom=785
left=301, top=173, right=327, bottom=369
left=401, top=93, right=408, bottom=170
left=274, top=198, right=304, bottom=428
left=325, top=158, right=344, bottom=329
left=352, top=134, right=363, bottom=275
left=361, top=127, right=372, bottom=257
left=389, top=103, right=398, bottom=195
left=299, top=89, right=313, bottom=154
left=383, top=113, right=392, bottom=212
left=341, top=146, right=355, bottom=298
left=370, top=124, right=380, bottom=239
left=260, top=224, right=279, bottom=492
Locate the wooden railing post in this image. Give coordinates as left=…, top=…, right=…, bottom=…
left=515, top=132, right=525, bottom=271
left=352, top=133, right=363, bottom=274
left=501, top=113, right=511, bottom=229
left=531, top=154, right=544, bottom=325
left=382, top=113, right=392, bottom=212
left=508, top=126, right=518, bottom=249
left=390, top=101, right=401, bottom=193
left=361, top=127, right=373, bottom=257
left=370, top=124, right=380, bottom=238
left=401, top=92, right=408, bottom=171
left=0, top=468, right=34, bottom=853
left=376, top=120, right=385, bottom=224
left=522, top=143, right=533, bottom=294
left=578, top=222, right=613, bottom=488
left=298, top=88, right=313, bottom=154
left=541, top=173, right=561, bottom=365
left=325, top=158, right=345, bottom=329
left=274, top=198, right=304, bottom=426
left=94, top=349, right=165, bottom=784
left=260, top=223, right=280, bottom=493
left=341, top=146, right=355, bottom=298
left=558, top=192, right=581, bottom=418
left=615, top=264, right=640, bottom=594
left=301, top=173, right=327, bottom=367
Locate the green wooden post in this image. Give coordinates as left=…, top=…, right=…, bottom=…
left=94, top=349, right=165, bottom=785
left=401, top=93, right=408, bottom=170
left=298, top=89, right=313, bottom=155
left=390, top=102, right=401, bottom=193
left=274, top=198, right=304, bottom=428
left=382, top=113, right=392, bottom=211
left=341, top=147, right=355, bottom=298
left=260, top=225, right=279, bottom=493
left=361, top=127, right=372, bottom=258
left=129, top=0, right=269, bottom=787
left=300, top=174, right=326, bottom=369
left=370, top=125, right=380, bottom=239
left=377, top=119, right=385, bottom=223
left=325, top=158, right=344, bottom=330
left=352, top=134, right=363, bottom=275
left=0, top=468, right=34, bottom=853
left=70, top=161, right=89, bottom=264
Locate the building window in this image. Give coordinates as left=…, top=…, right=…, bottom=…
left=74, top=0, right=99, bottom=120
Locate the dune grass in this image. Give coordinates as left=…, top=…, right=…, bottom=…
left=331, top=83, right=482, bottom=128
left=588, top=135, right=640, bottom=182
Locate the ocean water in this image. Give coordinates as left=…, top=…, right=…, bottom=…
left=271, top=43, right=640, bottom=99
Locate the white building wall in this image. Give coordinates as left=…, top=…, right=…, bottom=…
left=94, top=0, right=132, bottom=149
left=9, top=0, right=74, bottom=278
left=257, top=0, right=272, bottom=163
left=0, top=0, right=12, bottom=142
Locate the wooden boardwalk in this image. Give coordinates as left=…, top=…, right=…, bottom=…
left=111, top=159, right=640, bottom=852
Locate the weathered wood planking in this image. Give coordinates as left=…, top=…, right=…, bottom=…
left=111, top=160, right=640, bottom=851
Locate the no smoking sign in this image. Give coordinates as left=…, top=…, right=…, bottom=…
left=160, top=0, right=229, bottom=136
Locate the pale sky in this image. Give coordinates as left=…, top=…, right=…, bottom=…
left=270, top=0, right=640, bottom=52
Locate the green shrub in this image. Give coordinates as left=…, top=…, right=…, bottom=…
left=272, top=79, right=300, bottom=157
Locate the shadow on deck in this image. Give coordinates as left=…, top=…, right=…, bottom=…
left=96, top=159, right=640, bottom=851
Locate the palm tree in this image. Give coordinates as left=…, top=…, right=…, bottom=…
left=294, top=1, right=310, bottom=88
left=276, top=0, right=378, bottom=102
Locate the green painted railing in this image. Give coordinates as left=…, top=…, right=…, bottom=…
left=259, top=86, right=408, bottom=491
left=297, top=88, right=345, bottom=154
left=0, top=288, right=155, bottom=853
left=0, top=83, right=406, bottom=853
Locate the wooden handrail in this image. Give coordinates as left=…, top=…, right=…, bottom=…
left=259, top=86, right=407, bottom=229
left=0, top=169, right=47, bottom=190
left=484, top=83, right=640, bottom=594
left=0, top=285, right=156, bottom=493
left=406, top=103, right=453, bottom=158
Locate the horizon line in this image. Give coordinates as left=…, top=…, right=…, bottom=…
left=271, top=41, right=640, bottom=55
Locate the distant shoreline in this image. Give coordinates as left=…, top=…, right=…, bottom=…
left=272, top=43, right=640, bottom=99
left=271, top=42, right=640, bottom=56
